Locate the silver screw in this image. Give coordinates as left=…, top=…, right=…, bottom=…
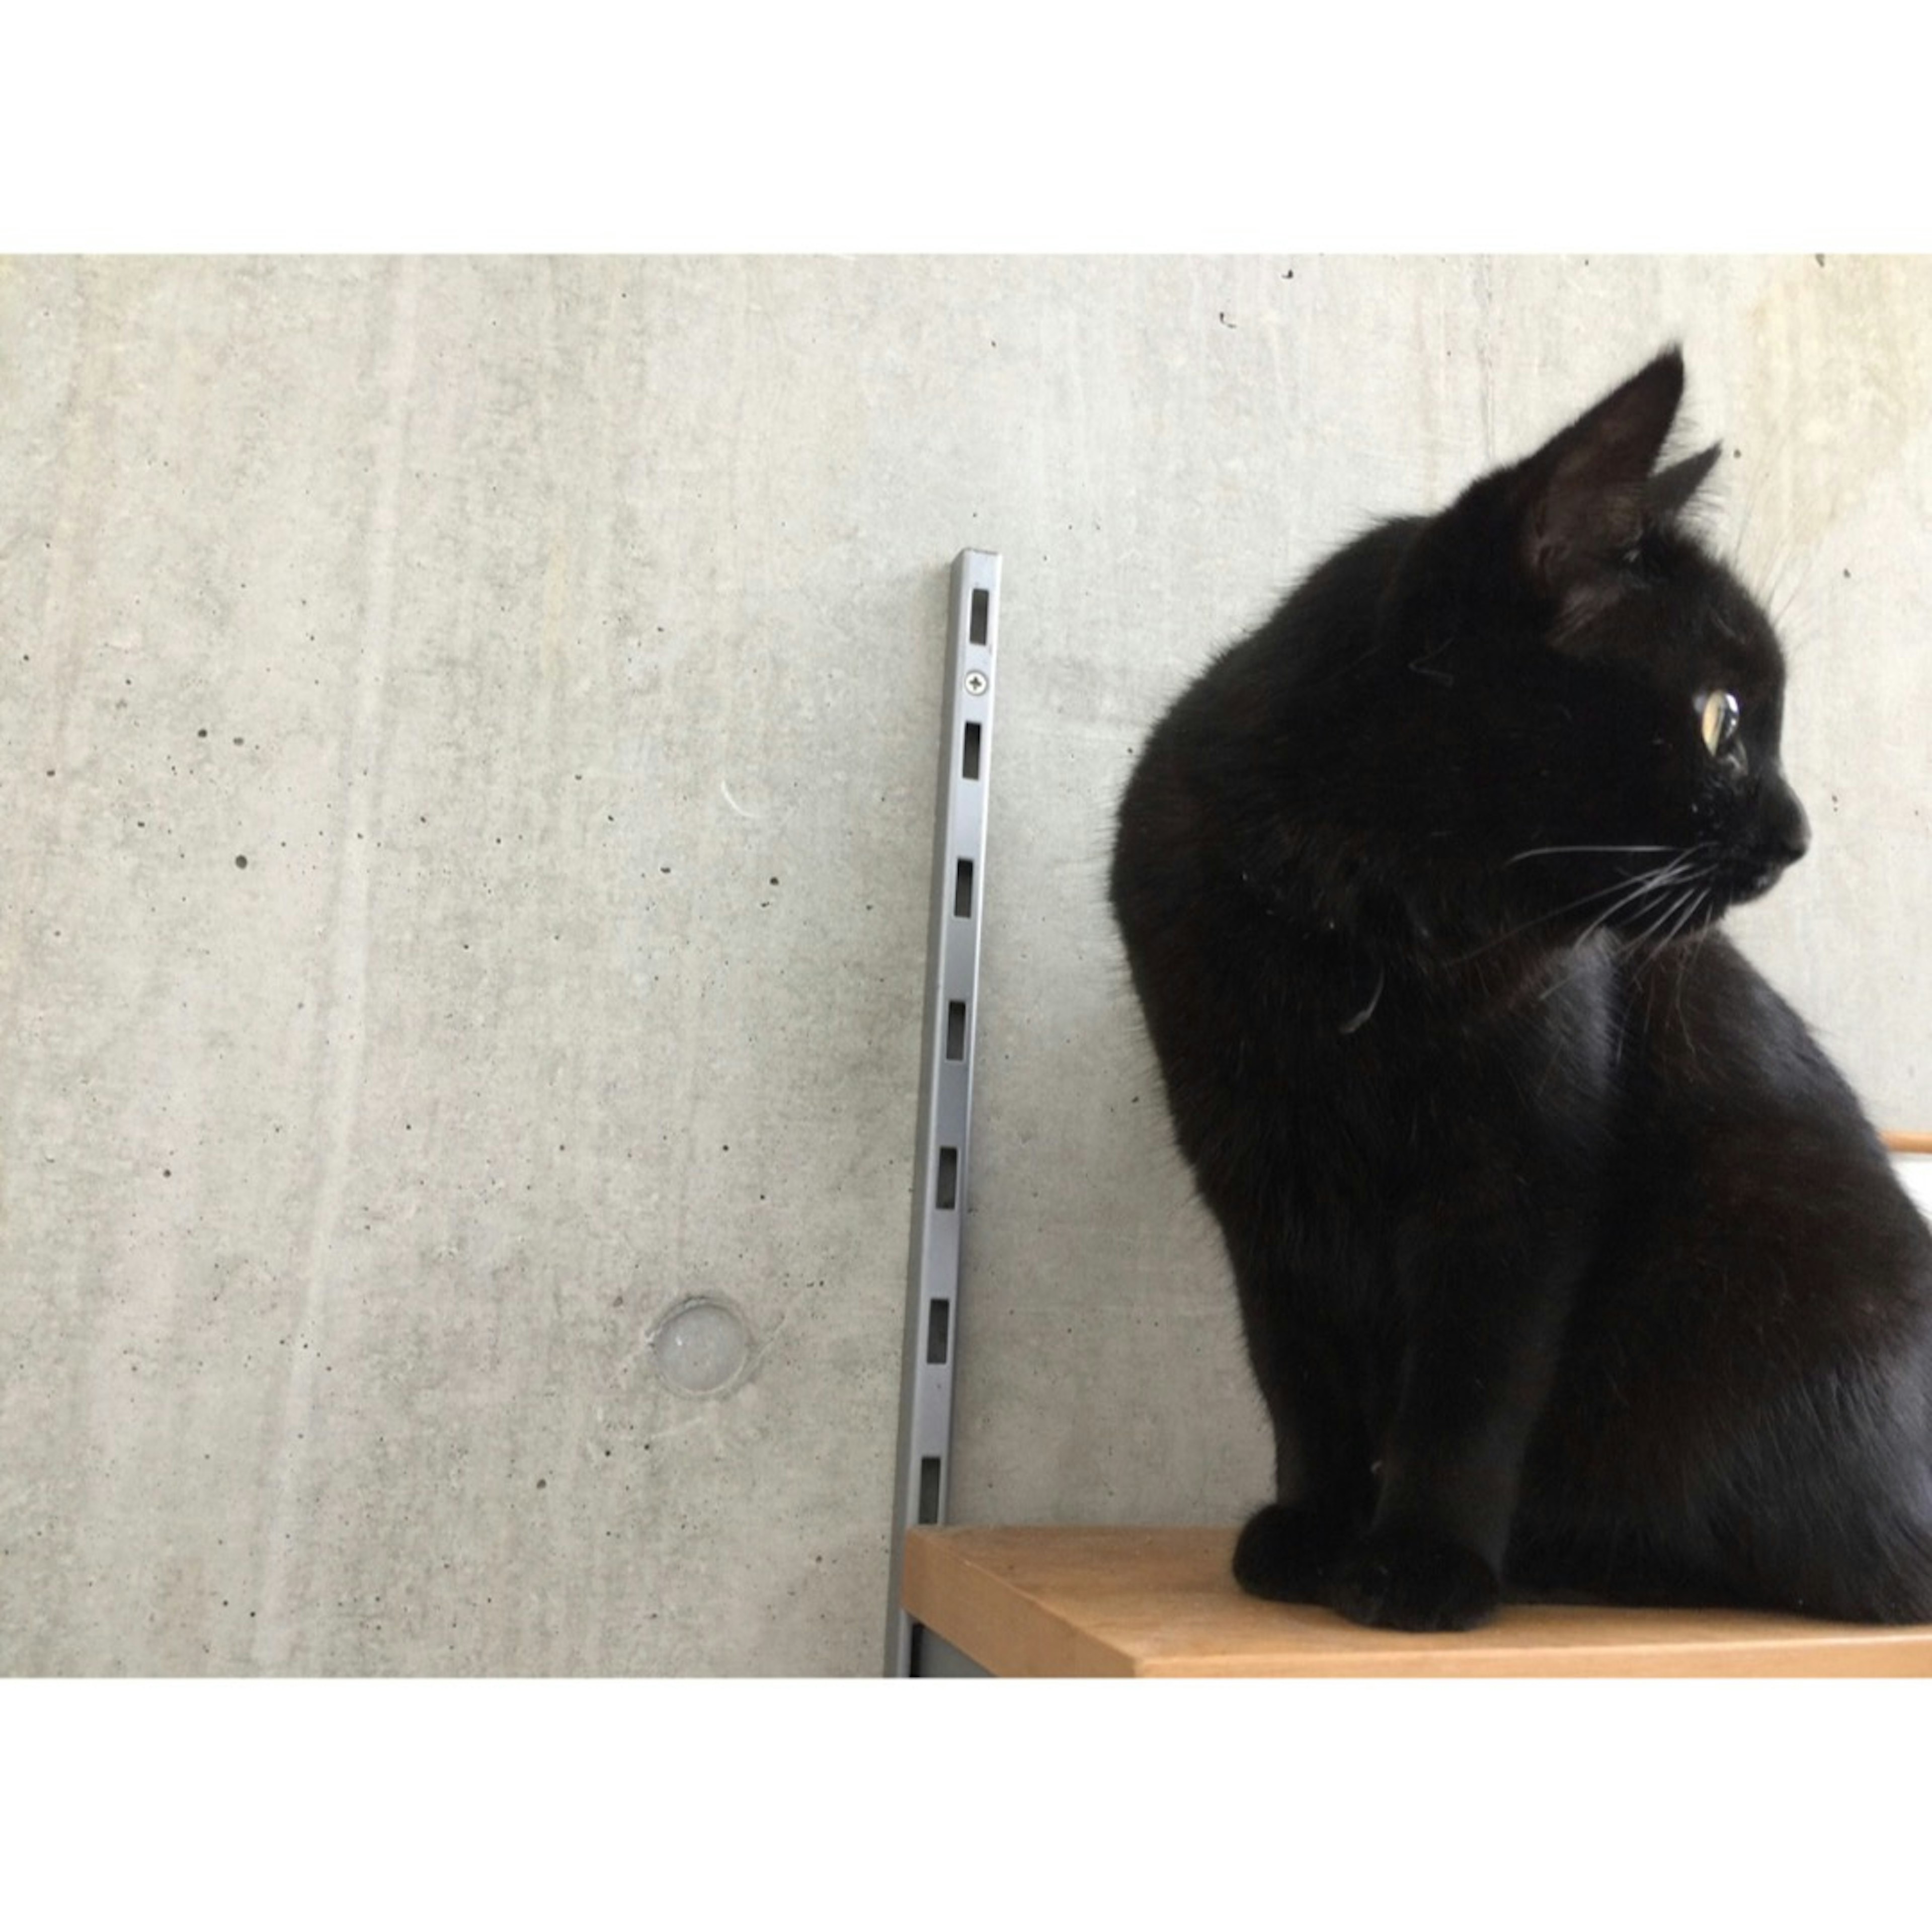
left=965, top=671, right=988, bottom=696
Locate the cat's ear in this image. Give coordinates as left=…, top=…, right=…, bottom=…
left=1646, top=440, right=1724, bottom=522
left=1514, top=349, right=1685, bottom=594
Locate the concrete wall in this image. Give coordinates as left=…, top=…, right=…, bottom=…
left=3, top=256, right=1927, bottom=1674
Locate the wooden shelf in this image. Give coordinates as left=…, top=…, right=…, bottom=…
left=902, top=1526, right=1932, bottom=1676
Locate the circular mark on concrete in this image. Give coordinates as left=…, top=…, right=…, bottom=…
left=649, top=1296, right=753, bottom=1398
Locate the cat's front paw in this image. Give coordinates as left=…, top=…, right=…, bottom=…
left=1232, top=1502, right=1353, bottom=1602
left=1328, top=1526, right=1501, bottom=1632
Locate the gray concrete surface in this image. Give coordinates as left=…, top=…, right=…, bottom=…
left=3, top=257, right=1927, bottom=1673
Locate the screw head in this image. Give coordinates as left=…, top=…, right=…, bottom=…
left=964, top=670, right=988, bottom=696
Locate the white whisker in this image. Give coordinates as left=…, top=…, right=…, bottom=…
left=1572, top=856, right=1701, bottom=949
left=1505, top=843, right=1676, bottom=865
left=1456, top=850, right=1701, bottom=965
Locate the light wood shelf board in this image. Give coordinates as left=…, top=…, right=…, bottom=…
left=902, top=1526, right=1932, bottom=1677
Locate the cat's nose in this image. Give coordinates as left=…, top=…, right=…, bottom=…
left=1761, top=782, right=1811, bottom=866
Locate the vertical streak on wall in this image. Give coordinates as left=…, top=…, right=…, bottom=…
left=0, top=275, right=99, bottom=1150
left=251, top=261, right=421, bottom=1667
left=1471, top=257, right=1499, bottom=466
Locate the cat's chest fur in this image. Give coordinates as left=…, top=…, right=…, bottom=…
left=1211, top=890, right=1625, bottom=1274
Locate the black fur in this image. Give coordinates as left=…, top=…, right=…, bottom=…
left=1110, top=350, right=1932, bottom=1630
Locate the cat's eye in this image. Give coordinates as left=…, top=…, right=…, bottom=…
left=1699, top=689, right=1742, bottom=761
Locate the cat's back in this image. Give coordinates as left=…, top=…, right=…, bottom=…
left=1110, top=516, right=1418, bottom=930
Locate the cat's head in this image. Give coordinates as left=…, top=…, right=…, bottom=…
left=1392, top=349, right=1811, bottom=946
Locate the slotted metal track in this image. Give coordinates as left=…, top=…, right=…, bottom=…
left=884, top=549, right=1000, bottom=1677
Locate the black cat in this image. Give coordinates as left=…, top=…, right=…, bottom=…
left=1110, top=349, right=1932, bottom=1631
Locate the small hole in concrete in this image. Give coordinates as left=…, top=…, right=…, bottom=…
left=650, top=1297, right=752, bottom=1398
